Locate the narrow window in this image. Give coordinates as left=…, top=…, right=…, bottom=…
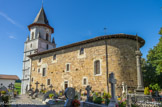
left=32, top=32, right=34, bottom=40
left=39, top=57, right=41, bottom=63
left=42, top=68, right=46, bottom=76
left=38, top=69, right=40, bottom=73
left=46, top=44, right=48, bottom=50
left=66, top=64, right=70, bottom=72
left=30, top=44, right=32, bottom=48
left=31, top=78, right=33, bottom=82
left=83, top=78, right=87, bottom=85
left=46, top=33, right=49, bottom=41
left=80, top=48, right=84, bottom=55
left=47, top=79, right=50, bottom=85
left=53, top=54, right=56, bottom=60
left=94, top=60, right=100, bottom=75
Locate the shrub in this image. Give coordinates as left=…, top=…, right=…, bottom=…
left=49, top=94, right=54, bottom=99
left=72, top=99, right=80, bottom=107
left=103, top=92, right=111, bottom=99
left=1, top=91, right=6, bottom=94
left=59, top=92, right=62, bottom=96
left=144, top=87, right=150, bottom=95
left=93, top=97, right=102, bottom=104
left=74, top=95, right=78, bottom=100
left=2, top=96, right=9, bottom=104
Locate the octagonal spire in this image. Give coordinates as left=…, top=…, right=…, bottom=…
left=33, top=7, right=49, bottom=25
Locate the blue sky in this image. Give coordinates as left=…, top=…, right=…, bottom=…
left=0, top=0, right=161, bottom=79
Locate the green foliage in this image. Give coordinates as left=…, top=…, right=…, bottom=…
left=59, top=92, right=62, bottom=96
left=144, top=87, right=150, bottom=95
left=14, top=82, right=21, bottom=94
left=2, top=95, right=9, bottom=104
left=93, top=97, right=102, bottom=104
left=118, top=101, right=126, bottom=107
left=49, top=94, right=54, bottom=99
left=149, top=83, right=161, bottom=91
left=141, top=36, right=162, bottom=89
left=1, top=91, right=6, bottom=94
left=74, top=95, right=78, bottom=100
left=103, top=92, right=111, bottom=99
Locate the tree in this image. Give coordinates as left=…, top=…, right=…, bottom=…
left=142, top=35, right=162, bottom=89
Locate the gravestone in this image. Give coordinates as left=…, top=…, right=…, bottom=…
left=42, top=90, right=56, bottom=101
left=64, top=87, right=75, bottom=107
left=35, top=81, right=40, bottom=93
left=85, top=85, right=92, bottom=102
left=108, top=72, right=117, bottom=107
left=0, top=86, right=9, bottom=94
left=122, top=82, right=125, bottom=94
left=49, top=84, right=53, bottom=91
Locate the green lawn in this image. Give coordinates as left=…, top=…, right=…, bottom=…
left=14, top=82, right=21, bottom=94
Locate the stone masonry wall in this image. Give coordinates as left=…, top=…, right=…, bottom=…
left=30, top=38, right=138, bottom=96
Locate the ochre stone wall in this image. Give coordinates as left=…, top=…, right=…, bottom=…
left=30, top=38, right=138, bottom=95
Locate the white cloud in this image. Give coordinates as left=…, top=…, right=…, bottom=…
left=0, top=11, right=23, bottom=28
left=9, top=36, right=16, bottom=39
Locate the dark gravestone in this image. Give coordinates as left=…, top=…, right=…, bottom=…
left=64, top=87, right=75, bottom=107
left=42, top=90, right=56, bottom=101
left=35, top=81, right=40, bottom=93
left=85, top=85, right=92, bottom=102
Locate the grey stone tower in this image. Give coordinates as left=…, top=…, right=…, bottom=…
left=21, top=7, right=56, bottom=94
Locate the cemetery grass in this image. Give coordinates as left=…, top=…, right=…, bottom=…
left=15, top=82, right=21, bottom=94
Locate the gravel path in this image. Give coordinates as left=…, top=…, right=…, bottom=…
left=10, top=94, right=47, bottom=107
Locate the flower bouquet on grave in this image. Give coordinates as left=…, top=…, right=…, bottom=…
left=49, top=94, right=54, bottom=99
left=72, top=99, right=80, bottom=107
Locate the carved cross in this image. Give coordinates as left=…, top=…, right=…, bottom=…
left=109, top=72, right=116, bottom=100
left=85, top=85, right=92, bottom=102
left=35, top=81, right=39, bottom=92
left=40, top=83, right=44, bottom=90
left=49, top=84, right=53, bottom=91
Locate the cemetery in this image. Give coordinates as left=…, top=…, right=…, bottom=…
left=1, top=71, right=161, bottom=107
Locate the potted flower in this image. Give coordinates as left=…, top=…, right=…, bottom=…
left=72, top=99, right=80, bottom=107
left=49, top=94, right=54, bottom=99
left=1, top=91, right=6, bottom=96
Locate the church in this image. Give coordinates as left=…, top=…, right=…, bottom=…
left=21, top=7, right=145, bottom=95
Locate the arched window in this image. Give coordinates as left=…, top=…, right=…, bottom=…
left=46, top=44, right=49, bottom=50
left=46, top=33, right=49, bottom=41
left=30, top=44, right=32, bottom=48
left=80, top=48, right=84, bottom=55
left=94, top=60, right=100, bottom=75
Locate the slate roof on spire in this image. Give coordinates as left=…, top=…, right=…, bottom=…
left=33, top=7, right=49, bottom=25
left=28, top=7, right=54, bottom=33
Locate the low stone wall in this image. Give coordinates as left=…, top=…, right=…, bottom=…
left=81, top=102, right=107, bottom=107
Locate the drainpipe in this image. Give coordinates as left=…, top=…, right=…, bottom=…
left=105, top=40, right=109, bottom=94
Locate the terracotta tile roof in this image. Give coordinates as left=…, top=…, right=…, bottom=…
left=29, top=34, right=145, bottom=57
left=0, top=74, right=19, bottom=80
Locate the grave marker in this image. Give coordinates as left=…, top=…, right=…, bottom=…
left=108, top=72, right=117, bottom=107
left=35, top=81, right=39, bottom=92
left=64, top=87, right=75, bottom=107
left=85, top=85, right=92, bottom=102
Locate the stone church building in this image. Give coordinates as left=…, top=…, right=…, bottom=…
left=22, top=7, right=145, bottom=95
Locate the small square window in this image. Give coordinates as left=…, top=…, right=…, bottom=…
left=80, top=48, right=84, bottom=55
left=83, top=78, right=87, bottom=85
left=53, top=54, right=56, bottom=60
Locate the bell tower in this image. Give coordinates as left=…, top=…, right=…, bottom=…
left=21, top=7, right=56, bottom=94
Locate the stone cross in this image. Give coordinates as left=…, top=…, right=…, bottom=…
left=40, top=83, right=44, bottom=90
left=122, top=82, right=125, bottom=94
left=85, top=85, right=92, bottom=102
left=0, top=83, right=3, bottom=87
left=35, top=81, right=40, bottom=92
left=108, top=72, right=117, bottom=107
left=64, top=87, right=75, bottom=107
left=8, top=84, right=11, bottom=90
left=49, top=84, right=53, bottom=91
